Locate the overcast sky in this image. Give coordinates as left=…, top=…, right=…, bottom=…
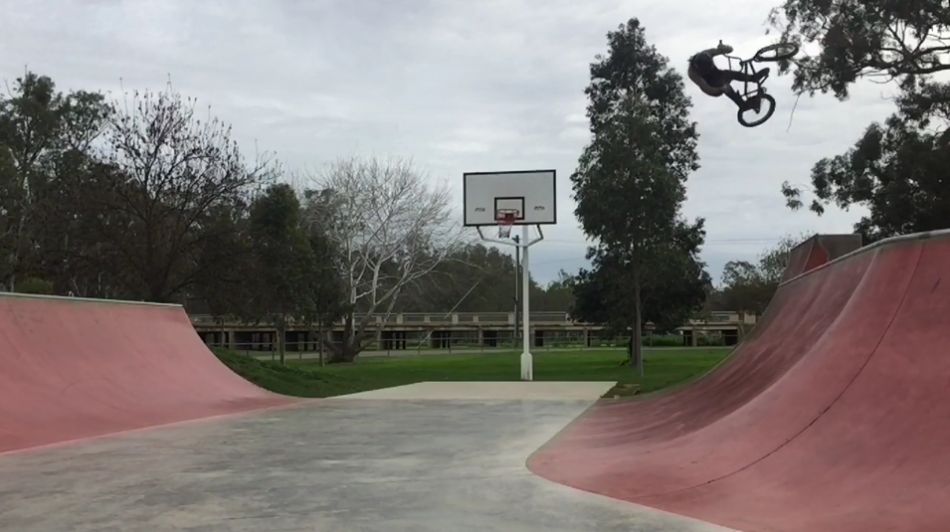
left=0, top=0, right=899, bottom=285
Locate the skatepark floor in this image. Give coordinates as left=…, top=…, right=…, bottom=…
left=0, top=382, right=729, bottom=532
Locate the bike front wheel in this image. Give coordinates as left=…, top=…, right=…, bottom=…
left=753, top=42, right=799, bottom=62
left=737, top=94, right=776, bottom=127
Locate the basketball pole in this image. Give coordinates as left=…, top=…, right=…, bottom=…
left=520, top=224, right=532, bottom=381
left=463, top=169, right=555, bottom=380
left=475, top=224, right=544, bottom=381
left=513, top=237, right=520, bottom=350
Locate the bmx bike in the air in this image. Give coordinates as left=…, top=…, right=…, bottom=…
left=723, top=42, right=800, bottom=127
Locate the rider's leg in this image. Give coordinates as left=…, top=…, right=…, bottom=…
left=723, top=68, right=770, bottom=83
left=723, top=86, right=749, bottom=109
left=689, top=66, right=727, bottom=97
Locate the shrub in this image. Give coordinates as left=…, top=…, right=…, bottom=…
left=15, top=277, right=54, bottom=295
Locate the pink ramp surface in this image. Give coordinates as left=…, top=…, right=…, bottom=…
left=0, top=294, right=294, bottom=453
left=529, top=231, right=950, bottom=532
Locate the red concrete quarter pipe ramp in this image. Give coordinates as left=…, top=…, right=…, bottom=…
left=0, top=294, right=293, bottom=454
left=529, top=231, right=950, bottom=531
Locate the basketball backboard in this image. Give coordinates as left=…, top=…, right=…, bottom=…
left=463, top=170, right=556, bottom=227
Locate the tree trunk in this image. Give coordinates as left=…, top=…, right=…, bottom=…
left=317, top=326, right=325, bottom=366
left=324, top=313, right=363, bottom=363
left=342, top=337, right=360, bottom=362
left=327, top=337, right=361, bottom=363
left=344, top=311, right=358, bottom=361
left=632, top=265, right=644, bottom=377
left=326, top=313, right=351, bottom=363
left=277, top=320, right=286, bottom=365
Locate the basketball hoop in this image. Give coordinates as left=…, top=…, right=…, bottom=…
left=497, top=210, right=517, bottom=238
left=463, top=169, right=556, bottom=382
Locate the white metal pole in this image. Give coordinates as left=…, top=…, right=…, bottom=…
left=514, top=240, right=520, bottom=348
left=521, top=224, right=533, bottom=380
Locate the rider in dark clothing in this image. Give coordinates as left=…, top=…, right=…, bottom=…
left=688, top=42, right=769, bottom=110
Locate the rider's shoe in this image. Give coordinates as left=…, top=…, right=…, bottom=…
left=740, top=96, right=763, bottom=112
left=754, top=68, right=771, bottom=83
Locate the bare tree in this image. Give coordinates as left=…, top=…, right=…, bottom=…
left=307, top=157, right=461, bottom=362
left=88, top=84, right=276, bottom=301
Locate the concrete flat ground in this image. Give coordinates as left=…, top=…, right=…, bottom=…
left=0, top=383, right=729, bottom=532
left=337, top=381, right=617, bottom=400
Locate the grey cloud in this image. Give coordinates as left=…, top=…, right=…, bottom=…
left=0, top=0, right=900, bottom=286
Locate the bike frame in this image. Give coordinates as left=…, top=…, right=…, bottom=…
left=724, top=54, right=770, bottom=103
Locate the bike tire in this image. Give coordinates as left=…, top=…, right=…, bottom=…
left=737, top=94, right=776, bottom=128
left=753, top=42, right=799, bottom=62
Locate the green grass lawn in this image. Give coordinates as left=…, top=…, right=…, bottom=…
left=215, top=347, right=732, bottom=399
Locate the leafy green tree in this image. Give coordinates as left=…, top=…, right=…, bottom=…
left=0, top=73, right=62, bottom=291
left=188, top=203, right=255, bottom=317
left=303, top=203, right=345, bottom=328
left=395, top=244, right=517, bottom=312
left=715, top=236, right=800, bottom=315
left=781, top=87, right=950, bottom=240
left=772, top=1, right=950, bottom=239
left=572, top=19, right=704, bottom=375
left=572, top=222, right=710, bottom=335
left=0, top=73, right=109, bottom=292
left=717, top=261, right=773, bottom=315
left=245, top=184, right=341, bottom=364
left=771, top=0, right=950, bottom=98
left=388, top=245, right=577, bottom=314
left=533, top=270, right=575, bottom=312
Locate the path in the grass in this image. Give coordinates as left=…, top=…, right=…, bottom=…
left=0, top=382, right=728, bottom=532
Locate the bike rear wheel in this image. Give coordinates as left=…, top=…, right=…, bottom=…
left=737, top=94, right=776, bottom=127
left=753, top=42, right=799, bottom=62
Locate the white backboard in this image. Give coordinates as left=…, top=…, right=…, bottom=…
left=463, top=170, right=556, bottom=226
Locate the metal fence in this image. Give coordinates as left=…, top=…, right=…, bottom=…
left=206, top=330, right=730, bottom=364
left=191, top=311, right=575, bottom=328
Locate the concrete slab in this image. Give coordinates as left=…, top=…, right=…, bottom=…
left=0, top=398, right=729, bottom=532
left=334, top=381, right=616, bottom=400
